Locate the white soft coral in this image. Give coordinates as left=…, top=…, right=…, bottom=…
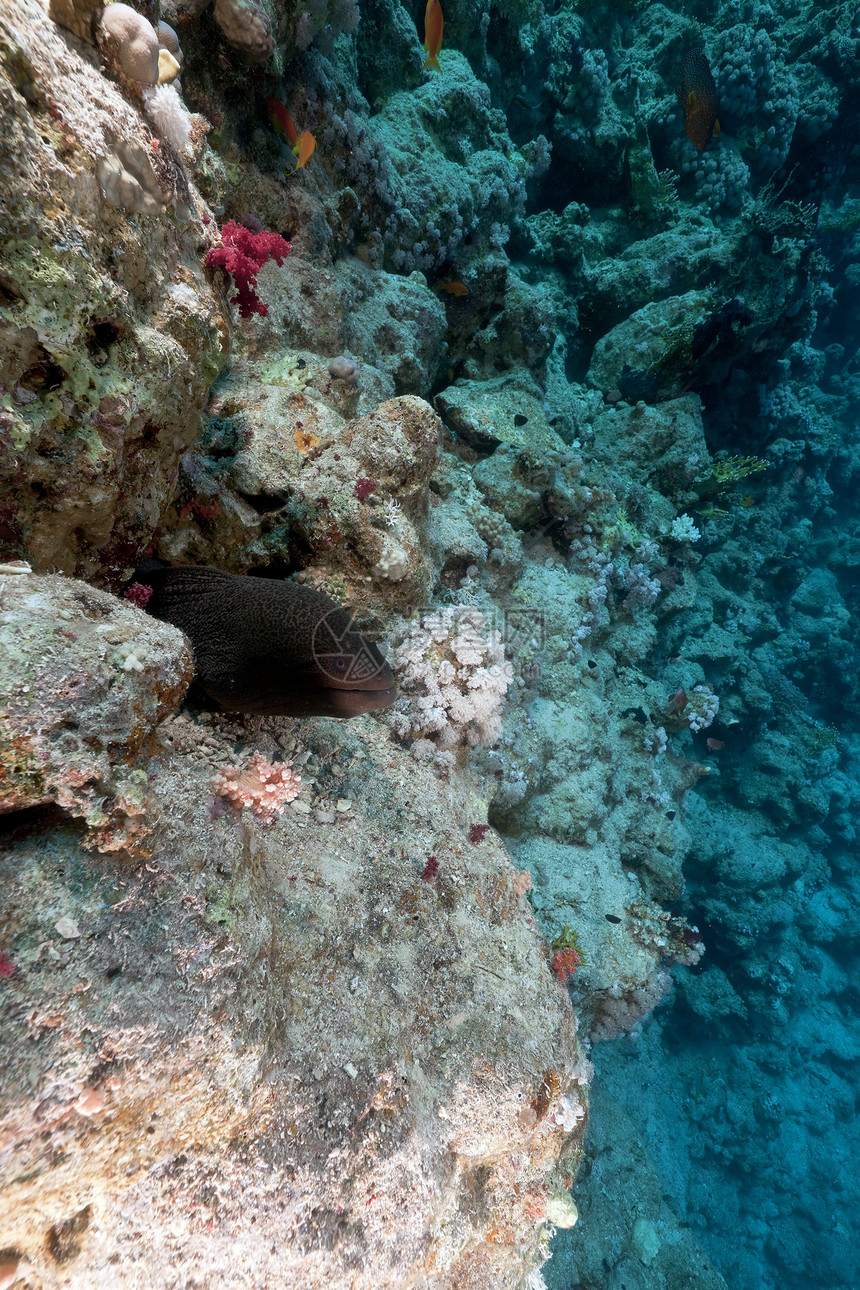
left=390, top=608, right=513, bottom=752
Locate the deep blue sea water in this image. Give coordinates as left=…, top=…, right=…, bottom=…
left=515, top=5, right=860, bottom=1286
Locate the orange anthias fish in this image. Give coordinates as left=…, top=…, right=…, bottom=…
left=677, top=45, right=720, bottom=152
left=294, top=129, right=316, bottom=168
left=423, top=0, right=443, bottom=73
left=267, top=96, right=316, bottom=169
left=436, top=279, right=469, bottom=296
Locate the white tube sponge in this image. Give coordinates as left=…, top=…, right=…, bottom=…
left=98, top=3, right=160, bottom=84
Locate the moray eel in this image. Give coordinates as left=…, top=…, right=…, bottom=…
left=133, top=564, right=397, bottom=718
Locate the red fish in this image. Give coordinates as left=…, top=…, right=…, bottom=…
left=677, top=46, right=719, bottom=152
left=436, top=279, right=469, bottom=296
left=267, top=97, right=316, bottom=170
left=423, top=0, right=443, bottom=73
left=266, top=96, right=299, bottom=147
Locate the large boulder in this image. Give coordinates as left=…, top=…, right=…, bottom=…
left=0, top=0, right=226, bottom=585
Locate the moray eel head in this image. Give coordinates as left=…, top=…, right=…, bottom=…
left=130, top=563, right=397, bottom=718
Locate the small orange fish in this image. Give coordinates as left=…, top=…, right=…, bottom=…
left=266, top=96, right=300, bottom=147
left=294, top=129, right=316, bottom=169
left=706, top=738, right=725, bottom=751
left=741, top=493, right=755, bottom=508
left=677, top=45, right=719, bottom=152
left=437, top=279, right=469, bottom=296
left=423, top=0, right=443, bottom=73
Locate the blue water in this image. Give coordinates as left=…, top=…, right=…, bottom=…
left=507, top=5, right=860, bottom=1284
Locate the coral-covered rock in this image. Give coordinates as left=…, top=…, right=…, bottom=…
left=587, top=290, right=715, bottom=404
left=212, top=0, right=273, bottom=63
left=48, top=0, right=102, bottom=43
left=436, top=371, right=568, bottom=454
left=591, top=393, right=710, bottom=508
left=0, top=569, right=191, bottom=850
left=0, top=716, right=586, bottom=1287
left=294, top=394, right=443, bottom=608
left=0, top=0, right=227, bottom=585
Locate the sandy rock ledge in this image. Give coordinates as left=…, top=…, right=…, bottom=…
left=0, top=700, right=587, bottom=1287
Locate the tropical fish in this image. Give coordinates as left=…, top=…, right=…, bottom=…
left=132, top=564, right=397, bottom=718
left=677, top=45, right=719, bottom=152
left=266, top=96, right=299, bottom=146
left=423, top=0, right=443, bottom=73
left=267, top=96, right=316, bottom=168
left=294, top=128, right=316, bottom=168
left=436, top=279, right=469, bottom=296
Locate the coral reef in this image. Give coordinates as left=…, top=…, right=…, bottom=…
left=0, top=714, right=584, bottom=1287
left=1, top=0, right=859, bottom=1284
left=0, top=0, right=226, bottom=585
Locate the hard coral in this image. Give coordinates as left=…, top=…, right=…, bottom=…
left=212, top=0, right=273, bottom=64
left=211, top=752, right=302, bottom=820
left=98, top=2, right=160, bottom=84
left=205, top=220, right=291, bottom=319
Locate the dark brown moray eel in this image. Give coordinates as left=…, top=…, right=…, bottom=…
left=133, top=564, right=397, bottom=718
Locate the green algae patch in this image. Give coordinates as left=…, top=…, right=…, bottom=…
left=435, top=374, right=568, bottom=454
left=262, top=353, right=313, bottom=391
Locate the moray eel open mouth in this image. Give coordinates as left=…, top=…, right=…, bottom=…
left=130, top=563, right=397, bottom=719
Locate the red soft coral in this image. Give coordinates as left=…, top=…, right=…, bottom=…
left=551, top=947, right=581, bottom=983
left=205, top=220, right=292, bottom=319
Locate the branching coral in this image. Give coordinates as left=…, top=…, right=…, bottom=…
left=205, top=220, right=291, bottom=319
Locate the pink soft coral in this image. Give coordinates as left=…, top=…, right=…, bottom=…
left=205, top=220, right=292, bottom=319
left=211, top=752, right=302, bottom=820
left=124, top=581, right=153, bottom=608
